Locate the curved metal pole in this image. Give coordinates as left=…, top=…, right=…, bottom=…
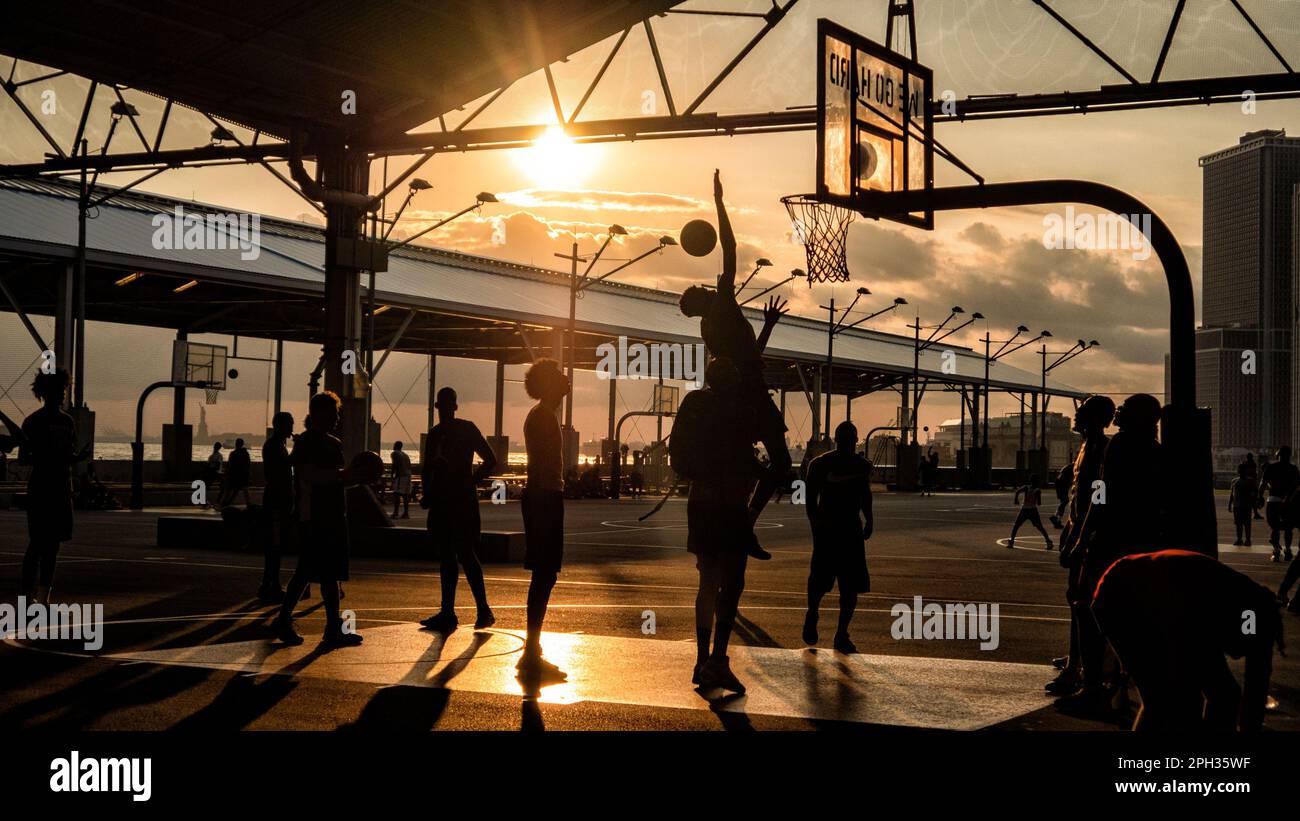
left=610, top=410, right=671, bottom=499
left=131, top=380, right=178, bottom=510
left=859, top=180, right=1212, bottom=553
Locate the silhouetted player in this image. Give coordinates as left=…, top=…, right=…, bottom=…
left=257, top=411, right=294, bottom=603
left=18, top=370, right=85, bottom=604
left=1050, top=463, right=1072, bottom=529
left=1049, top=394, right=1114, bottom=697
left=803, top=420, right=873, bottom=654
left=672, top=356, right=762, bottom=693
left=519, top=359, right=570, bottom=682
left=1093, top=549, right=1280, bottom=732
left=272, top=391, right=367, bottom=648
left=390, top=440, right=412, bottom=519
left=1063, top=393, right=1167, bottom=716
left=1259, top=446, right=1299, bottom=563
left=1229, top=462, right=1255, bottom=547
left=220, top=437, right=251, bottom=508
left=1008, top=475, right=1052, bottom=550
left=419, top=387, right=496, bottom=633
left=678, top=170, right=791, bottom=560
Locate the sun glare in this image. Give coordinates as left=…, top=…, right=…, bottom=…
left=515, top=125, right=598, bottom=188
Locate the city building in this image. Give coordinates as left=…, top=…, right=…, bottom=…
left=1194, top=129, right=1300, bottom=470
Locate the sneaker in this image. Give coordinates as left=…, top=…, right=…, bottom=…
left=273, top=620, right=304, bottom=646
left=697, top=655, right=745, bottom=694
left=1051, top=655, right=1068, bottom=670
left=1044, top=539, right=1054, bottom=551
left=516, top=652, right=567, bottom=683
left=419, top=612, right=459, bottom=633
left=802, top=610, right=818, bottom=646
left=1245, top=539, right=1252, bottom=546
left=1232, top=539, right=1243, bottom=546
left=321, top=629, right=363, bottom=648
left=473, top=610, right=496, bottom=629
left=832, top=634, right=858, bottom=654
left=1055, top=686, right=1115, bottom=719
left=1045, top=668, right=1080, bottom=695
left=747, top=532, right=772, bottom=561
left=1006, top=539, right=1015, bottom=549
left=692, top=661, right=705, bottom=685
left=1272, top=550, right=1282, bottom=563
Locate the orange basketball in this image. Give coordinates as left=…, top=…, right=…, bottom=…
left=679, top=219, right=717, bottom=257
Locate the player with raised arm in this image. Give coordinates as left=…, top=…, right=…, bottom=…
left=678, top=170, right=792, bottom=560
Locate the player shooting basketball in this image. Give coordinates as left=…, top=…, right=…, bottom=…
left=679, top=170, right=793, bottom=560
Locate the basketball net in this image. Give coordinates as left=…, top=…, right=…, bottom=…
left=205, top=387, right=220, bottom=405
left=782, top=195, right=854, bottom=284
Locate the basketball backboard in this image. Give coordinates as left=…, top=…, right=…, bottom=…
left=817, top=18, right=934, bottom=229
left=172, top=340, right=228, bottom=390
left=652, top=383, right=679, bottom=415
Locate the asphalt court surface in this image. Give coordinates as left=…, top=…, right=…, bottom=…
left=2, top=490, right=1296, bottom=731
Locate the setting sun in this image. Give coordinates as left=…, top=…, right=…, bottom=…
left=514, top=125, right=601, bottom=188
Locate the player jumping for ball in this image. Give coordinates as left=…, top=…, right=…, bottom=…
left=679, top=170, right=793, bottom=560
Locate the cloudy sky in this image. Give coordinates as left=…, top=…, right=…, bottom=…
left=2, top=0, right=1298, bottom=449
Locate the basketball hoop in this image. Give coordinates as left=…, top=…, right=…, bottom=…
left=205, top=387, right=220, bottom=405
left=783, top=195, right=854, bottom=284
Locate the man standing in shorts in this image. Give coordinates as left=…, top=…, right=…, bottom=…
left=271, top=392, right=365, bottom=648
left=1259, top=446, right=1299, bottom=563
left=1008, top=475, right=1053, bottom=550
left=419, top=387, right=496, bottom=633
left=803, top=421, right=873, bottom=654
left=257, top=411, right=294, bottom=603
left=671, top=357, right=762, bottom=693
left=519, top=359, right=570, bottom=682
left=390, top=440, right=412, bottom=519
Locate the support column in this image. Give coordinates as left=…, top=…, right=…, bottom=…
left=427, top=353, right=437, bottom=431
left=273, top=339, right=284, bottom=415
left=485, top=358, right=508, bottom=469
left=54, top=263, right=74, bottom=390
left=173, top=330, right=187, bottom=428
left=319, top=142, right=369, bottom=459
left=495, top=360, right=506, bottom=438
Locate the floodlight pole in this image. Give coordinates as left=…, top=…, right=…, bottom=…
left=860, top=179, right=1213, bottom=554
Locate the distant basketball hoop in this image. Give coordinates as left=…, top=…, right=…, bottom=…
left=173, top=339, right=229, bottom=404
left=782, top=194, right=854, bottom=284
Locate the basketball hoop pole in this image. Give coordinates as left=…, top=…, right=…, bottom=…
left=858, top=179, right=1213, bottom=555
left=131, top=380, right=197, bottom=510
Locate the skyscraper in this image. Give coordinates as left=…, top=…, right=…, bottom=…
left=1196, top=129, right=1300, bottom=470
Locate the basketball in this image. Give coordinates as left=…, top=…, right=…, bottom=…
left=857, top=139, right=879, bottom=181
left=350, top=450, right=384, bottom=485
left=679, top=219, right=717, bottom=257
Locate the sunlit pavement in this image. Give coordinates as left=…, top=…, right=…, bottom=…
left=2, top=490, right=1297, bottom=731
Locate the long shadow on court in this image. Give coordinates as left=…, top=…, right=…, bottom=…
left=342, top=630, right=490, bottom=731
